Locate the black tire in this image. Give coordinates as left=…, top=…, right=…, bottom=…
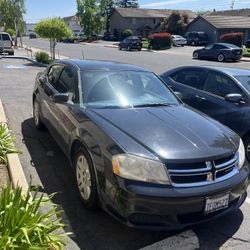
left=33, top=98, right=45, bottom=130
left=244, top=137, right=250, bottom=162
left=191, top=41, right=195, bottom=46
left=217, top=53, right=225, bottom=62
left=127, top=46, right=131, bottom=51
left=119, top=46, right=122, bottom=50
left=181, top=45, right=185, bottom=47
left=138, top=48, right=141, bottom=51
left=8, top=52, right=14, bottom=56
left=73, top=147, right=98, bottom=209
left=193, top=51, right=199, bottom=59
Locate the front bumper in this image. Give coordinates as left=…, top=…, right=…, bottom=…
left=104, top=164, right=249, bottom=230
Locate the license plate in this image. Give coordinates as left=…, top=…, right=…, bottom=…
left=204, top=193, right=229, bottom=214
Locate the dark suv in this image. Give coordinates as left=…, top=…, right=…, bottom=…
left=119, top=36, right=142, bottom=51
left=186, top=32, right=208, bottom=46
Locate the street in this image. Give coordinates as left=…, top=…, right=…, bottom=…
left=0, top=40, right=250, bottom=249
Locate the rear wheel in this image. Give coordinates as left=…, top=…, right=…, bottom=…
left=74, top=147, right=98, bottom=209
left=193, top=51, right=199, bottom=59
left=127, top=46, right=131, bottom=51
left=217, top=53, right=225, bottom=62
left=33, top=98, right=45, bottom=130
left=191, top=41, right=195, bottom=46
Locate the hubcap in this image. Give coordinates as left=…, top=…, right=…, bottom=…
left=194, top=52, right=198, bottom=59
left=218, top=54, right=224, bottom=61
left=76, top=155, right=91, bottom=201
left=34, top=101, right=39, bottom=126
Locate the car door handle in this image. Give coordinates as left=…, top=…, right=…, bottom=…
left=195, top=95, right=206, bottom=101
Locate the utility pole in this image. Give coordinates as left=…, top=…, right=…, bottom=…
left=231, top=0, right=235, bottom=10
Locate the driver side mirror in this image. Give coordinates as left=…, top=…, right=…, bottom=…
left=225, top=93, right=245, bottom=104
left=52, top=93, right=69, bottom=103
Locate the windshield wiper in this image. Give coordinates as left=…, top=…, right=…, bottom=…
left=133, top=103, right=176, bottom=108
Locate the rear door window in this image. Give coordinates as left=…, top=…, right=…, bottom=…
left=170, top=69, right=206, bottom=90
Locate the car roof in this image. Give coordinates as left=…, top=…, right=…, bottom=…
left=212, top=43, right=240, bottom=48
left=56, top=59, right=150, bottom=72
left=166, top=66, right=250, bottom=76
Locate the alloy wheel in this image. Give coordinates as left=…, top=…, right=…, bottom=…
left=76, top=154, right=92, bottom=201
left=193, top=52, right=199, bottom=59
left=217, top=54, right=225, bottom=62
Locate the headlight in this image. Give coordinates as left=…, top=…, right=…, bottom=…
left=112, top=154, right=170, bottom=184
left=238, top=138, right=245, bottom=169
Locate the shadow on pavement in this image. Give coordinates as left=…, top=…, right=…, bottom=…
left=21, top=118, right=177, bottom=250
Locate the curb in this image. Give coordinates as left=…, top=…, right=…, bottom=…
left=140, top=230, right=199, bottom=250
left=0, top=99, right=29, bottom=192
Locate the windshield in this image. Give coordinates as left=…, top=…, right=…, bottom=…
left=235, top=75, right=250, bottom=92
left=81, top=71, right=179, bottom=108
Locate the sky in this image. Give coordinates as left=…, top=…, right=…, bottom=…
left=25, top=0, right=250, bottom=23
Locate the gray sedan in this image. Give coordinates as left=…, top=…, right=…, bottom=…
left=193, top=43, right=242, bottom=62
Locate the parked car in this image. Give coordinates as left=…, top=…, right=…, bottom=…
left=186, top=31, right=208, bottom=46
left=193, top=43, right=242, bottom=62
left=245, top=40, right=250, bottom=49
left=29, top=33, right=37, bottom=39
left=119, top=36, right=142, bottom=51
left=103, top=34, right=117, bottom=41
left=171, top=35, right=187, bottom=46
left=33, top=59, right=249, bottom=229
left=160, top=66, right=250, bottom=160
left=0, top=32, right=14, bottom=55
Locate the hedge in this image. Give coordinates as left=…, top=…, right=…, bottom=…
left=220, top=32, right=244, bottom=47
left=148, top=32, right=172, bottom=50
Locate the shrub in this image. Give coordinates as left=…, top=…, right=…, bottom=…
left=220, top=32, right=244, bottom=47
left=148, top=32, right=172, bottom=50
left=242, top=46, right=250, bottom=57
left=0, top=123, right=19, bottom=165
left=6, top=28, right=15, bottom=37
left=0, top=183, right=69, bottom=249
left=35, top=51, right=50, bottom=64
left=121, top=29, right=133, bottom=40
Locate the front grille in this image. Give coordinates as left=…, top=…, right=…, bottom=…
left=167, top=154, right=239, bottom=187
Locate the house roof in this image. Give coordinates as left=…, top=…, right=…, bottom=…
left=114, top=8, right=197, bottom=20
left=190, top=15, right=250, bottom=29
left=62, top=16, right=77, bottom=22
left=211, top=8, right=250, bottom=17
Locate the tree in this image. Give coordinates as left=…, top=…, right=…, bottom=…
left=76, top=0, right=104, bottom=38
left=34, top=18, right=72, bottom=60
left=0, top=0, right=26, bottom=46
left=161, top=11, right=189, bottom=35
left=117, top=0, right=138, bottom=8
left=99, top=0, right=115, bottom=34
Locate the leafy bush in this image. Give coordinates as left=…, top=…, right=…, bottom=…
left=35, top=51, right=50, bottom=64
left=0, top=184, right=69, bottom=249
left=6, top=28, right=15, bottom=37
left=242, top=46, right=250, bottom=57
left=220, top=32, right=244, bottom=47
left=121, top=29, right=133, bottom=40
left=0, top=123, right=19, bottom=165
left=148, top=32, right=172, bottom=50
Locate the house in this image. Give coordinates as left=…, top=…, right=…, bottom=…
left=186, top=15, right=250, bottom=43
left=109, top=8, right=197, bottom=37
left=62, top=16, right=82, bottom=36
left=211, top=8, right=250, bottom=17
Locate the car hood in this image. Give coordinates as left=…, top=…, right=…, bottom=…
left=87, top=105, right=239, bottom=161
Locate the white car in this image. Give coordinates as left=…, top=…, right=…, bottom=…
left=172, top=35, right=187, bottom=46
left=0, top=32, right=14, bottom=55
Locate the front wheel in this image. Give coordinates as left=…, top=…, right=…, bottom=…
left=244, top=138, right=250, bottom=162
left=33, top=99, right=45, bottom=130
left=217, top=53, right=225, bottom=62
left=74, top=147, right=98, bottom=209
